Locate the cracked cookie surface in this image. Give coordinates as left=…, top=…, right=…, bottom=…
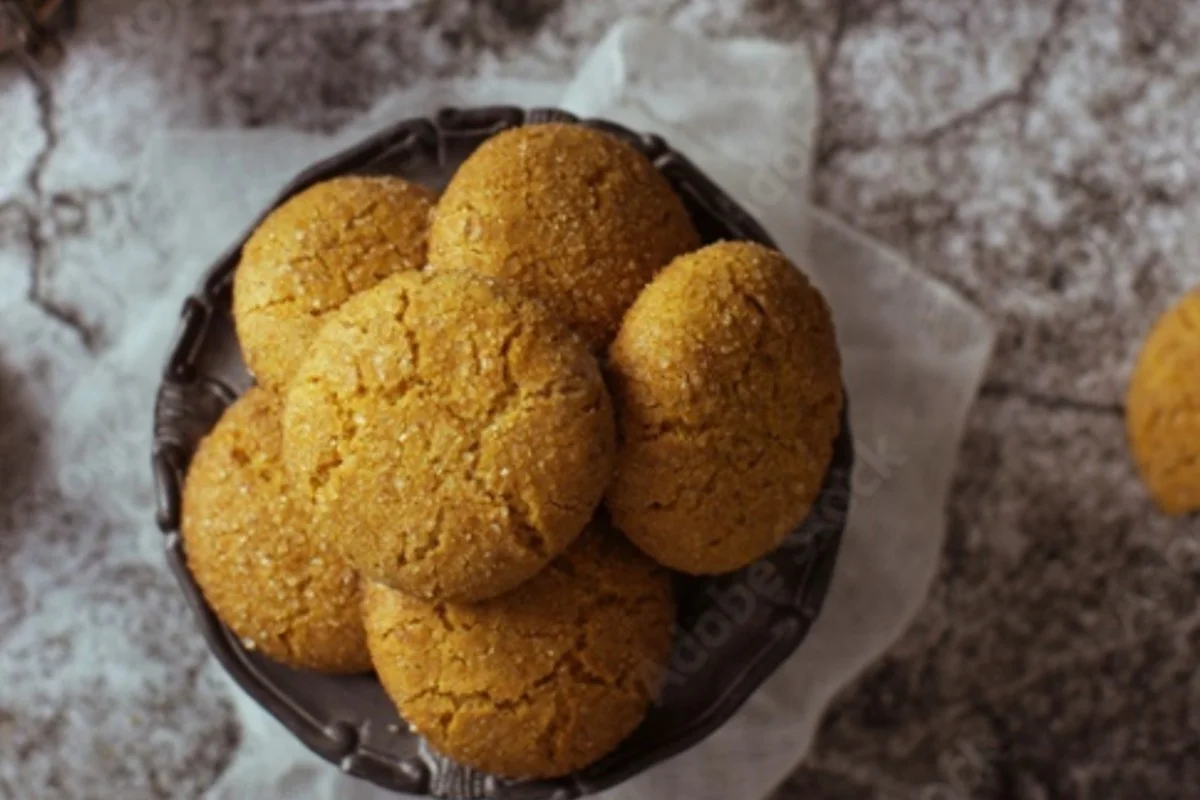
left=181, top=387, right=370, bottom=674
left=1126, top=287, right=1200, bottom=515
left=428, top=123, right=700, bottom=350
left=283, top=270, right=617, bottom=602
left=233, top=175, right=436, bottom=389
left=362, top=523, right=676, bottom=779
left=606, top=241, right=844, bottom=575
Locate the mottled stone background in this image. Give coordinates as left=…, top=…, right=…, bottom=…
left=1, top=1, right=1198, bottom=799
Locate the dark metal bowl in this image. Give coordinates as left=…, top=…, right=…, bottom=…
left=151, top=106, right=854, bottom=800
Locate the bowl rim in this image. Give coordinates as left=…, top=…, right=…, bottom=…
left=151, top=105, right=854, bottom=800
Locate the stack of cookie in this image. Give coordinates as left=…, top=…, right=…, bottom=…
left=181, top=123, right=844, bottom=780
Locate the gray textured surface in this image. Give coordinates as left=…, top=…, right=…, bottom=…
left=0, top=1, right=1197, bottom=799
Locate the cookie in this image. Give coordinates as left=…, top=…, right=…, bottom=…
left=233, top=175, right=436, bottom=389
left=283, top=270, right=617, bottom=602
left=362, top=523, right=676, bottom=779
left=1126, top=287, right=1200, bottom=515
left=428, top=123, right=700, bottom=350
left=606, top=241, right=844, bottom=575
left=181, top=387, right=370, bottom=674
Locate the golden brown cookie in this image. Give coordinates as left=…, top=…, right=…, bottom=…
left=283, top=270, right=617, bottom=602
left=362, top=523, right=676, bottom=779
left=428, top=123, right=700, bottom=350
left=181, top=387, right=370, bottom=674
left=1126, top=287, right=1200, bottom=515
left=233, top=175, right=436, bottom=389
left=606, top=241, right=844, bottom=575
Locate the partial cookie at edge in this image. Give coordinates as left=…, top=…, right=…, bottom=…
left=1126, top=287, right=1200, bottom=515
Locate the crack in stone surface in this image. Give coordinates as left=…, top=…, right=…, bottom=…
left=816, top=1, right=852, bottom=90
left=892, top=618, right=1196, bottom=768
left=20, top=67, right=100, bottom=352
left=18, top=204, right=101, bottom=351
left=907, top=0, right=1074, bottom=148
left=818, top=0, right=1075, bottom=165
left=979, top=381, right=1125, bottom=417
left=814, top=0, right=903, bottom=167
left=817, top=0, right=900, bottom=88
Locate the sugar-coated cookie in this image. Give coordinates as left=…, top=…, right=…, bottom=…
left=362, top=524, right=676, bottom=779
left=181, top=387, right=370, bottom=673
left=606, top=241, right=844, bottom=574
left=284, top=270, right=617, bottom=602
left=429, top=123, right=699, bottom=350
left=234, top=176, right=435, bottom=388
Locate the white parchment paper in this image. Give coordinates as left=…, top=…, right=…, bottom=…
left=51, top=19, right=994, bottom=800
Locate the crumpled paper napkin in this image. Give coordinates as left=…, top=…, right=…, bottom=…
left=91, top=18, right=994, bottom=800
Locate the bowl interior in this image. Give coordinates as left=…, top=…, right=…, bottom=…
left=152, top=106, right=854, bottom=800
